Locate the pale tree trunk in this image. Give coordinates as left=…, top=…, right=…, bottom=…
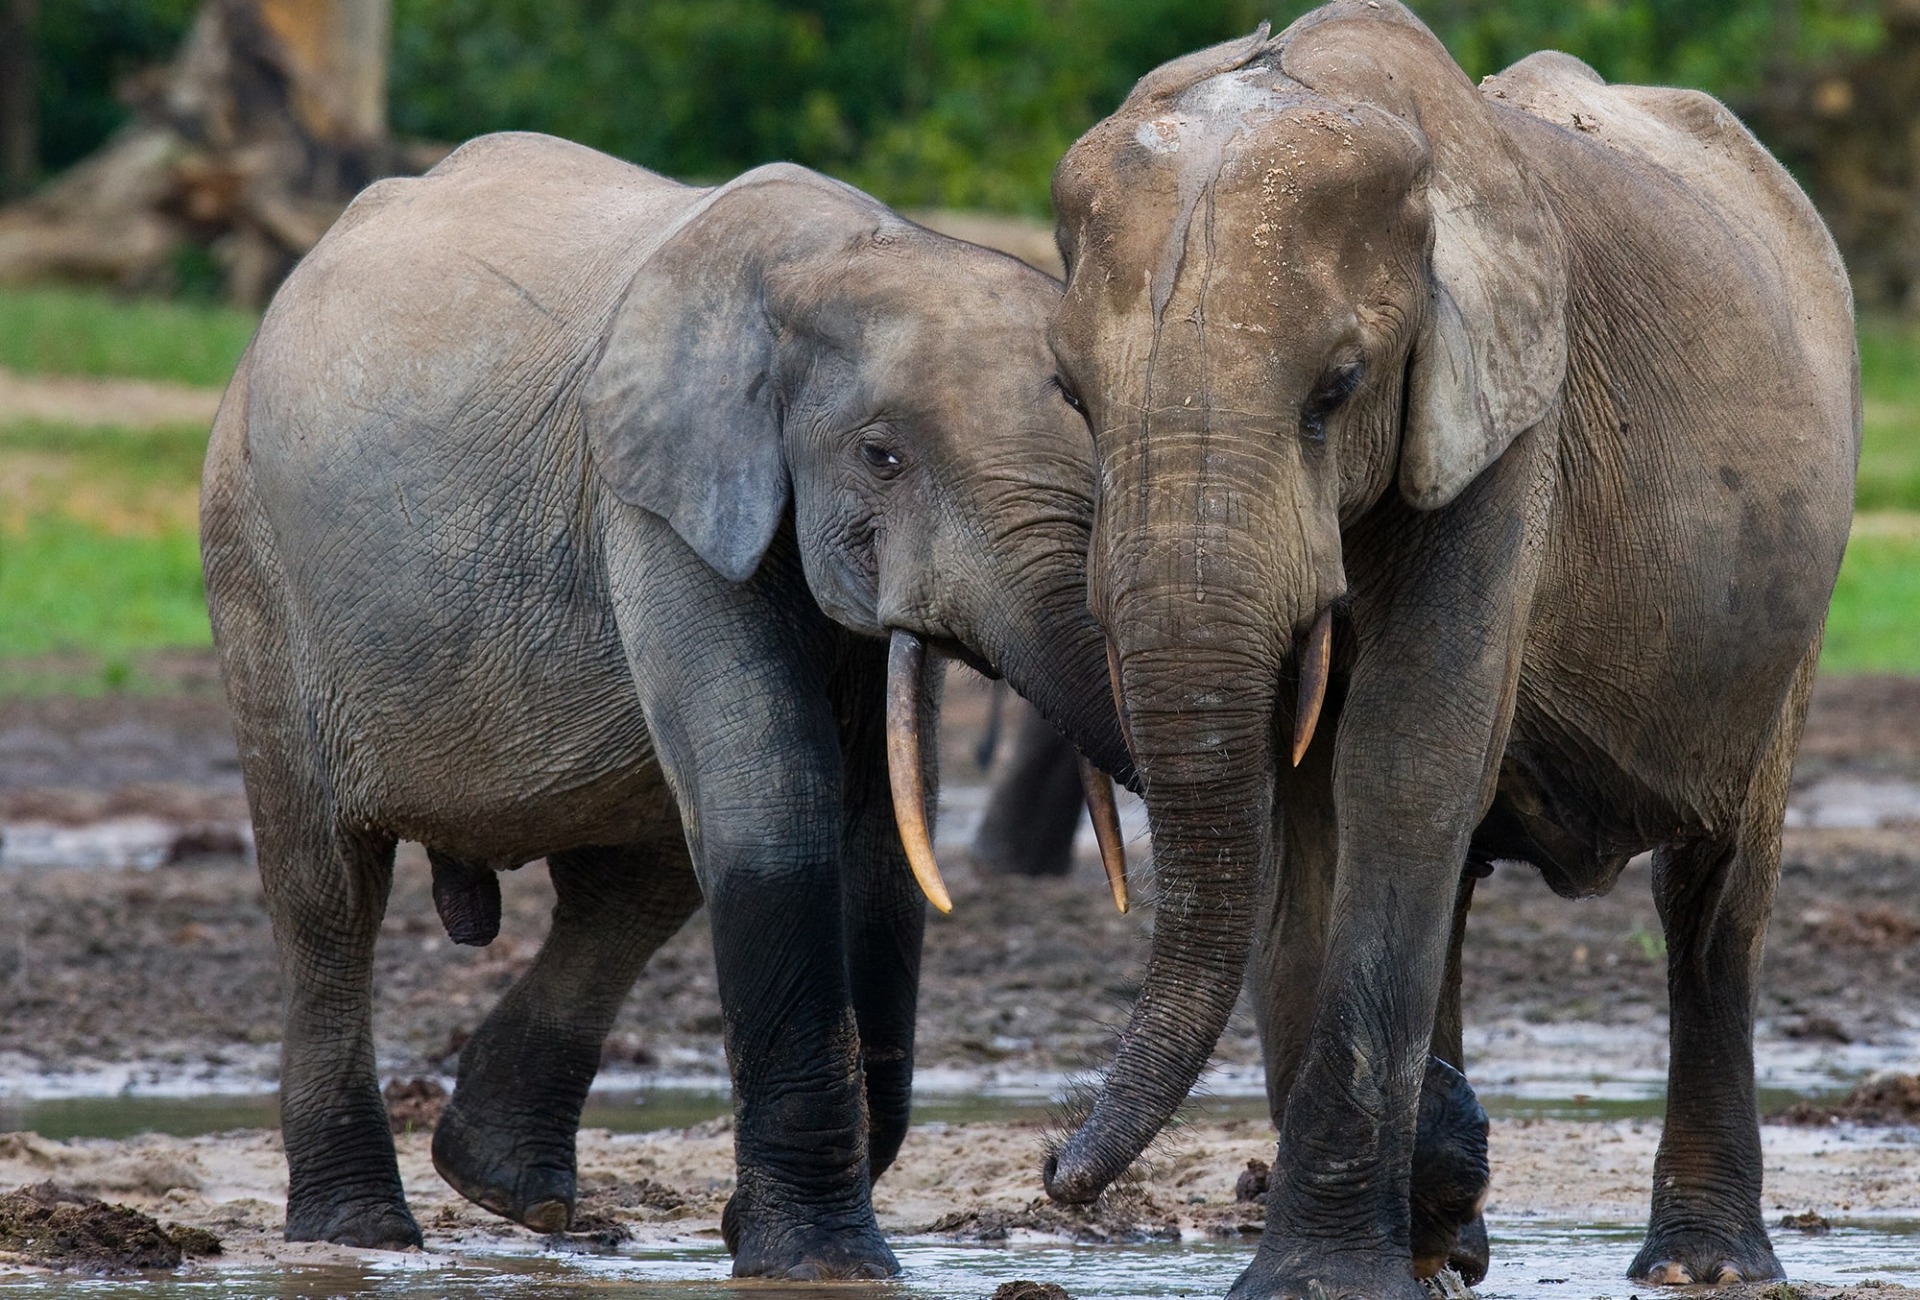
left=0, top=0, right=437, bottom=306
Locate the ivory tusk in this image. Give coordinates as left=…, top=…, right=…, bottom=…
left=885, top=629, right=954, bottom=914
left=1079, top=757, right=1129, bottom=914
left=1105, top=640, right=1135, bottom=762
left=1291, top=608, right=1333, bottom=767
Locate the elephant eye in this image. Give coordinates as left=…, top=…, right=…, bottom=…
left=1052, top=375, right=1087, bottom=416
left=860, top=438, right=904, bottom=479
left=1300, top=360, right=1366, bottom=442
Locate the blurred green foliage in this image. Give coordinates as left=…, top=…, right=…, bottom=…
left=25, top=0, right=1886, bottom=214
left=0, top=286, right=256, bottom=387
left=33, top=0, right=202, bottom=175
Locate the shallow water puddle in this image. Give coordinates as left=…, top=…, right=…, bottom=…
left=4, top=1223, right=1918, bottom=1299
left=0, top=1081, right=1881, bottom=1141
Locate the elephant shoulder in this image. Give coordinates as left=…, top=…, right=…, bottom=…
left=1481, top=53, right=1849, bottom=310
left=1481, top=55, right=1794, bottom=216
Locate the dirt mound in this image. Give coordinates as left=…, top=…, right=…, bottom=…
left=925, top=1186, right=1182, bottom=1245
left=576, top=1175, right=691, bottom=1216
left=0, top=1181, right=218, bottom=1272
left=383, top=1077, right=446, bottom=1134
left=1773, top=1073, right=1920, bottom=1126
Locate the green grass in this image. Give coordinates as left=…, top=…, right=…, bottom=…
left=0, top=518, right=208, bottom=658
left=1856, top=316, right=1920, bottom=511
left=0, top=286, right=256, bottom=388
left=0, top=417, right=211, bottom=483
left=1822, top=521, right=1920, bottom=674
left=0, top=418, right=210, bottom=663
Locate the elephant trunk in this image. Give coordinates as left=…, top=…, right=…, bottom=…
left=1043, top=632, right=1281, bottom=1203
left=1044, top=404, right=1341, bottom=1201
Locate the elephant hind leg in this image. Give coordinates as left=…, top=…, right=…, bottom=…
left=1630, top=648, right=1816, bottom=1286
left=205, top=446, right=419, bottom=1250
left=432, top=822, right=702, bottom=1233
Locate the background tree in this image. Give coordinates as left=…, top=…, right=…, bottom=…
left=0, top=0, right=1906, bottom=306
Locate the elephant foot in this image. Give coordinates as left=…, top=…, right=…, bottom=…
left=1226, top=1253, right=1430, bottom=1300
left=1629, top=1227, right=1783, bottom=1287
left=431, top=1101, right=575, bottom=1233
left=1426, top=1216, right=1488, bottom=1287
left=284, top=1195, right=423, bottom=1250
left=721, top=1192, right=899, bottom=1280
left=1410, top=1060, right=1491, bottom=1283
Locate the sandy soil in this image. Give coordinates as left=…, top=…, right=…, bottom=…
left=0, top=366, right=223, bottom=429
left=0, top=1113, right=1915, bottom=1271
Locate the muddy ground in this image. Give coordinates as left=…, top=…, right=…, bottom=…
left=0, top=658, right=1916, bottom=1289
left=1, top=657, right=1916, bottom=1089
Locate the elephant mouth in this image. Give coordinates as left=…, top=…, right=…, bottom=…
left=882, top=628, right=1131, bottom=918
left=921, top=633, right=998, bottom=680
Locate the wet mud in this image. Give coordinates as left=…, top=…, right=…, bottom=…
left=0, top=1181, right=218, bottom=1272
left=0, top=659, right=1916, bottom=1293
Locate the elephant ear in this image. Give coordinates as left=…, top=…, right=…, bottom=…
left=582, top=165, right=864, bottom=582
left=1281, top=2, right=1568, bottom=510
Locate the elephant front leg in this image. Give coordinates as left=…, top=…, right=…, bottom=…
left=608, top=516, right=894, bottom=1280
left=1252, top=692, right=1491, bottom=1292
left=431, top=826, right=702, bottom=1232
left=1240, top=509, right=1535, bottom=1299
left=833, top=638, right=929, bottom=1181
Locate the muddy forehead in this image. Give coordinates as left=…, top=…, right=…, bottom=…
left=1059, top=68, right=1416, bottom=251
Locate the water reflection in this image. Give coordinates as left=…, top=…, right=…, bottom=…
left=6, top=1225, right=1917, bottom=1300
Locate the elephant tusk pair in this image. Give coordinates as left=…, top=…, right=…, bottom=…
left=885, top=629, right=1130, bottom=916
left=1290, top=607, right=1334, bottom=767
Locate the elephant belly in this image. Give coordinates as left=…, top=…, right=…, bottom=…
left=1475, top=716, right=1695, bottom=899
left=316, top=618, right=669, bottom=865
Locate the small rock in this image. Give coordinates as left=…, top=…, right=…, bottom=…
left=165, top=1224, right=222, bottom=1256
left=992, top=1282, right=1071, bottom=1300
left=1235, top=1157, right=1271, bottom=1203
left=1780, top=1210, right=1833, bottom=1234
left=1783, top=1016, right=1852, bottom=1045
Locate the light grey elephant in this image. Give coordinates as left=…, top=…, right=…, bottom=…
left=1036, top=5, right=1858, bottom=1299
left=200, top=132, right=1132, bottom=1279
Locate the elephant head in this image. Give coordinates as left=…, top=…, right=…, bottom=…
left=582, top=164, right=1136, bottom=909
left=1043, top=1, right=1565, bottom=1197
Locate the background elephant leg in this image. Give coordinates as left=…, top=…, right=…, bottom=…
left=264, top=815, right=414, bottom=1247
left=833, top=638, right=927, bottom=1181
left=969, top=703, right=1082, bottom=878
left=432, top=827, right=701, bottom=1232
left=1415, top=867, right=1490, bottom=1284
left=1630, top=654, right=1811, bottom=1286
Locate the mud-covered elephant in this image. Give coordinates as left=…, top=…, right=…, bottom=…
left=1039, top=6, right=1857, bottom=1298
left=200, top=132, right=1135, bottom=1279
